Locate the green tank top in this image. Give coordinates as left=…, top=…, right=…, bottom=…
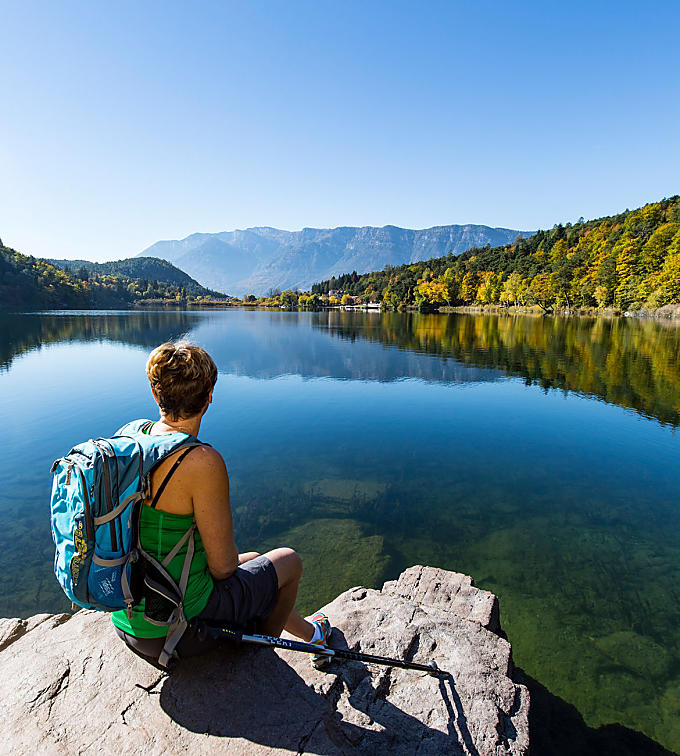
left=111, top=432, right=214, bottom=638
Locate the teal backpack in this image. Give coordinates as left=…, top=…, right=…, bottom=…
left=50, top=419, right=203, bottom=667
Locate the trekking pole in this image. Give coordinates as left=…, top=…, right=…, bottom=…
left=202, top=623, right=446, bottom=676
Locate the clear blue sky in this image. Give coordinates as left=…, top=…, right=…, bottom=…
left=1, top=1, right=678, bottom=262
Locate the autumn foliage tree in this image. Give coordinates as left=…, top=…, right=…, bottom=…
left=312, top=196, right=680, bottom=313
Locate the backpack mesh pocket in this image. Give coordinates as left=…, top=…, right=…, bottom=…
left=143, top=562, right=182, bottom=624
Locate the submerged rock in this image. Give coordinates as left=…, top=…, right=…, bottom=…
left=302, top=478, right=388, bottom=503
left=0, top=565, right=528, bottom=755
left=260, top=518, right=390, bottom=612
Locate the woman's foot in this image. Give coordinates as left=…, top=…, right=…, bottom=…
left=308, top=611, right=332, bottom=667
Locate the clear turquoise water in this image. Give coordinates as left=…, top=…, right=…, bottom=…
left=1, top=309, right=679, bottom=751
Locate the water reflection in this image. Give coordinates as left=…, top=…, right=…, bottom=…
left=3, top=309, right=680, bottom=426
left=0, top=311, right=203, bottom=372
left=190, top=309, right=501, bottom=384
left=316, top=311, right=680, bottom=426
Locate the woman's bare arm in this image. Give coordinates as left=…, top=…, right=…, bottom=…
left=187, top=445, right=239, bottom=579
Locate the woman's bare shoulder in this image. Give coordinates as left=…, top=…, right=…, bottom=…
left=184, top=444, right=228, bottom=475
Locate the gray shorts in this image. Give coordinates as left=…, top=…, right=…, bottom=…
left=198, top=554, right=279, bottom=632
left=114, top=555, right=280, bottom=667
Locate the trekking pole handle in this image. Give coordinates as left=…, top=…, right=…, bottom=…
left=203, top=624, right=244, bottom=644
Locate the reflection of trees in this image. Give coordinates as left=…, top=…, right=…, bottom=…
left=0, top=312, right=203, bottom=371
left=4, top=309, right=680, bottom=426
left=199, top=310, right=500, bottom=384
left=318, top=311, right=680, bottom=426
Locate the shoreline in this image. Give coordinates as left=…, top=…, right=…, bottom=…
left=438, top=303, right=680, bottom=321
left=4, top=302, right=680, bottom=321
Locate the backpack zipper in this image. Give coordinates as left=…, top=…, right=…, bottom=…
left=74, top=465, right=94, bottom=543
left=93, top=441, right=118, bottom=551
left=54, top=456, right=94, bottom=544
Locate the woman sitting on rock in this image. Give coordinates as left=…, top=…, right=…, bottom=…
left=112, top=340, right=330, bottom=666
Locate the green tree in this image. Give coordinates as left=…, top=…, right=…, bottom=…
left=500, top=272, right=523, bottom=306
left=529, top=272, right=555, bottom=312
left=460, top=271, right=477, bottom=303
left=593, top=285, right=609, bottom=308
left=656, top=228, right=680, bottom=302
left=280, top=289, right=298, bottom=307
left=614, top=232, right=642, bottom=308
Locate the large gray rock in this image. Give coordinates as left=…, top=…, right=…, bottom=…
left=0, top=566, right=528, bottom=755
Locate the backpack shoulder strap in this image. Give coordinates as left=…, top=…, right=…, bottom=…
left=115, top=418, right=153, bottom=436
left=149, top=444, right=202, bottom=509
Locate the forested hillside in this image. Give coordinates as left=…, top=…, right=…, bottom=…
left=47, top=256, right=211, bottom=296
left=313, top=197, right=680, bottom=312
left=0, top=243, right=224, bottom=310
left=0, top=243, right=90, bottom=309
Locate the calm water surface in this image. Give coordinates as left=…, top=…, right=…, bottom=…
left=1, top=309, right=679, bottom=751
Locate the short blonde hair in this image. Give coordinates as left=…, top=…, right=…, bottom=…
left=146, top=341, right=217, bottom=419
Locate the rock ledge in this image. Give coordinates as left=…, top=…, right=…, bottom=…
left=0, top=565, right=528, bottom=755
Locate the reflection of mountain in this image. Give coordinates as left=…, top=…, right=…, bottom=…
left=0, top=312, right=202, bottom=371
left=190, top=310, right=502, bottom=385
left=4, top=310, right=680, bottom=426
left=195, top=311, right=680, bottom=427
left=318, top=312, right=680, bottom=426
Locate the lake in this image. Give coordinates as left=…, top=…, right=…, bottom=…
left=1, top=309, right=679, bottom=752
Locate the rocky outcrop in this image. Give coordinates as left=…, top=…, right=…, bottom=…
left=0, top=565, right=529, bottom=755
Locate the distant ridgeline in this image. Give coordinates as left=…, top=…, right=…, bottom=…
left=313, top=197, right=680, bottom=312
left=138, top=223, right=532, bottom=296
left=0, top=244, right=225, bottom=310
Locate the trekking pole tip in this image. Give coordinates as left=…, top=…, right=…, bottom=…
left=427, top=660, right=439, bottom=675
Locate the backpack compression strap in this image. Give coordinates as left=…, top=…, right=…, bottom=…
left=157, top=524, right=196, bottom=668
left=141, top=442, right=203, bottom=668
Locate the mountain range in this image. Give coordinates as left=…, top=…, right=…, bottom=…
left=138, top=224, right=533, bottom=296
